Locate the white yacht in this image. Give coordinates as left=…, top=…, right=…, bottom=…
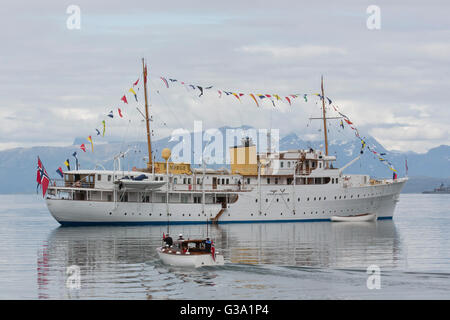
left=45, top=59, right=407, bottom=225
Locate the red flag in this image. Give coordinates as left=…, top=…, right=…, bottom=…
left=121, top=95, right=128, bottom=104
left=344, top=118, right=353, bottom=125
left=80, top=144, right=86, bottom=152
left=118, top=108, right=123, bottom=118
left=211, top=241, right=216, bottom=261
left=285, top=96, right=292, bottom=106
left=37, top=157, right=50, bottom=197
left=133, top=78, right=139, bottom=86
left=144, top=64, right=147, bottom=84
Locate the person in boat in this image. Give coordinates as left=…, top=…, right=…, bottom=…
left=205, top=238, right=211, bottom=252
left=163, top=233, right=173, bottom=247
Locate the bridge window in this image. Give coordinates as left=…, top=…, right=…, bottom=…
left=97, top=175, right=101, bottom=181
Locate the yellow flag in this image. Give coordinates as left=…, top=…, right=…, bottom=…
left=87, top=136, right=94, bottom=152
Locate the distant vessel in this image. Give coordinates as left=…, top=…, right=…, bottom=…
left=422, top=183, right=450, bottom=194
left=45, top=59, right=407, bottom=225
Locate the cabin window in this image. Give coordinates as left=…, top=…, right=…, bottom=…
left=267, top=178, right=270, bottom=184
left=280, top=161, right=284, bottom=168
left=332, top=178, right=334, bottom=184
left=183, top=178, right=187, bottom=184
left=336, top=178, right=339, bottom=184
left=275, top=178, right=279, bottom=185
left=247, top=178, right=250, bottom=184
left=108, top=175, right=112, bottom=182
left=312, top=162, right=316, bottom=168
left=97, top=175, right=102, bottom=181
left=174, top=178, right=178, bottom=184
left=226, top=178, right=229, bottom=184
left=222, top=179, right=225, bottom=184
left=188, top=178, right=191, bottom=184
left=287, top=162, right=291, bottom=168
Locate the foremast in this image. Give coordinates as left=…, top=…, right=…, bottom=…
left=142, top=58, right=153, bottom=170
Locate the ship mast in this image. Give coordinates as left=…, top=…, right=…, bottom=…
left=321, top=75, right=329, bottom=156
left=142, top=58, right=152, bottom=170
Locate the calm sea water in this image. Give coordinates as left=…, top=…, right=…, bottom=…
left=0, top=194, right=449, bottom=299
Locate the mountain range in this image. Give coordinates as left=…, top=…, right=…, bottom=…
left=1, top=126, right=449, bottom=194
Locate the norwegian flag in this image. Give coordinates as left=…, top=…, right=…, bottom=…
left=37, top=157, right=50, bottom=197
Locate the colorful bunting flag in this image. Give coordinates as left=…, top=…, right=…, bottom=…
left=249, top=94, right=259, bottom=107
left=80, top=144, right=86, bottom=152
left=87, top=136, right=94, bottom=152
left=121, top=95, right=128, bottom=104
left=133, top=78, right=139, bottom=86
left=102, top=120, right=105, bottom=136
left=285, top=96, right=291, bottom=106
left=160, top=77, right=169, bottom=88
left=129, top=88, right=138, bottom=102
left=118, top=108, right=123, bottom=118
left=108, top=111, right=114, bottom=118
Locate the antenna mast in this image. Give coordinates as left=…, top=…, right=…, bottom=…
left=321, top=75, right=329, bottom=156
left=142, top=58, right=153, bottom=170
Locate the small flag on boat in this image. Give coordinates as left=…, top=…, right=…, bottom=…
left=80, top=144, right=86, bottom=152
left=108, top=111, right=114, bottom=118
left=133, top=78, right=139, bottom=86
left=56, top=167, right=63, bottom=178
left=121, top=95, right=128, bottom=104
left=37, top=157, right=50, bottom=197
left=72, top=152, right=79, bottom=170
left=64, top=159, right=70, bottom=171
left=211, top=240, right=216, bottom=262
left=118, top=108, right=123, bottom=118
left=102, top=120, right=106, bottom=136
left=95, top=129, right=100, bottom=136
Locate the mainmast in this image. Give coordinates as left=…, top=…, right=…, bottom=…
left=142, top=58, right=152, bottom=170
left=321, top=75, right=329, bottom=156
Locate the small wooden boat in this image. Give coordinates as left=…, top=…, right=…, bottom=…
left=330, top=213, right=377, bottom=222
left=157, top=238, right=224, bottom=268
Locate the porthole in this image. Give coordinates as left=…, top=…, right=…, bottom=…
left=124, top=212, right=127, bottom=215
left=109, top=212, right=112, bottom=215
left=298, top=198, right=300, bottom=202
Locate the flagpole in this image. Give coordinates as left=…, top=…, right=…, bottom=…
left=142, top=58, right=152, bottom=171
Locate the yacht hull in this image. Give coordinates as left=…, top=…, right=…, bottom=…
left=46, top=179, right=406, bottom=225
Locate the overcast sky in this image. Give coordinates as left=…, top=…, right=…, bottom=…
left=1, top=0, right=449, bottom=153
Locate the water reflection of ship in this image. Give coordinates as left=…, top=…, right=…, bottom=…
left=37, top=220, right=400, bottom=297
left=220, top=221, right=400, bottom=268
left=40, top=222, right=400, bottom=269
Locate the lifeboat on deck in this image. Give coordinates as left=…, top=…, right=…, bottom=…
left=331, top=213, right=377, bottom=222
